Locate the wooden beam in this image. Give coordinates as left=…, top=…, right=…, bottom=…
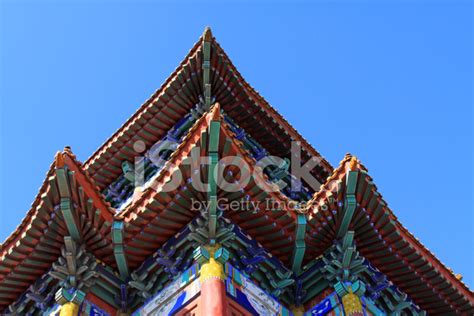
left=336, top=171, right=358, bottom=239
left=112, top=221, right=129, bottom=279
left=208, top=117, right=220, bottom=242
left=291, top=214, right=306, bottom=275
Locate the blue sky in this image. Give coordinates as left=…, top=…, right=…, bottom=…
left=1, top=1, right=472, bottom=287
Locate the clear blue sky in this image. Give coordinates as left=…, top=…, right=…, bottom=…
left=1, top=1, right=472, bottom=287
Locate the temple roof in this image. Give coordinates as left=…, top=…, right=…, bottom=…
left=0, top=149, right=115, bottom=307
left=82, top=27, right=333, bottom=193
left=0, top=28, right=472, bottom=314
left=304, top=155, right=474, bottom=314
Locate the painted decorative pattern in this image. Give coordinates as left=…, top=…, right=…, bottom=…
left=131, top=265, right=200, bottom=316
left=226, top=264, right=293, bottom=316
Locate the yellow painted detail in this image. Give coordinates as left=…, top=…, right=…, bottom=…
left=199, top=245, right=225, bottom=282
left=349, top=156, right=358, bottom=171
left=200, top=257, right=225, bottom=281
left=291, top=305, right=305, bottom=316
left=59, top=302, right=79, bottom=316
left=342, top=289, right=363, bottom=316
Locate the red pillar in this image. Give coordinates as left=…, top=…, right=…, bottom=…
left=200, top=277, right=228, bottom=315
left=199, top=254, right=228, bottom=316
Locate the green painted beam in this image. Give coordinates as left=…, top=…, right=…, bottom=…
left=207, top=119, right=220, bottom=242
left=55, top=168, right=71, bottom=198
left=90, top=285, right=119, bottom=309
left=112, top=220, right=129, bottom=279
left=291, top=214, right=307, bottom=275
left=336, top=170, right=358, bottom=239
left=56, top=166, right=81, bottom=241
left=363, top=297, right=385, bottom=316
left=55, top=288, right=86, bottom=305
left=60, top=198, right=80, bottom=240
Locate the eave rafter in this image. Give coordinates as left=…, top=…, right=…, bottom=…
left=0, top=148, right=116, bottom=311
left=216, top=119, right=301, bottom=263
left=209, top=38, right=332, bottom=181
left=304, top=154, right=474, bottom=314
left=114, top=101, right=311, bottom=269
left=115, top=103, right=221, bottom=269
left=82, top=27, right=333, bottom=197
left=1, top=28, right=473, bottom=315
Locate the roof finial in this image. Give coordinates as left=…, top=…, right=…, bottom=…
left=63, top=146, right=76, bottom=159
left=55, top=151, right=65, bottom=168
left=203, top=26, right=213, bottom=41
left=349, top=156, right=358, bottom=171
left=211, top=102, right=221, bottom=121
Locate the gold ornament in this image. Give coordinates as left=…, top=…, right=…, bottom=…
left=59, top=301, right=79, bottom=316
left=342, top=289, right=364, bottom=316
left=199, top=245, right=226, bottom=282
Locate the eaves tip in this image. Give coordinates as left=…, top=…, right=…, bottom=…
left=349, top=156, right=358, bottom=171
left=55, top=151, right=65, bottom=168
left=211, top=102, right=221, bottom=120
left=203, top=26, right=213, bottom=41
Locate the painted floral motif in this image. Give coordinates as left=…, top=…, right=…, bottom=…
left=242, top=275, right=280, bottom=315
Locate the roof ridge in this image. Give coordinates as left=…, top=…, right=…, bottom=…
left=305, top=154, right=474, bottom=308
left=219, top=117, right=296, bottom=210
left=0, top=159, right=56, bottom=254
left=354, top=166, right=474, bottom=304
left=61, top=147, right=115, bottom=221
left=117, top=102, right=221, bottom=220
left=305, top=153, right=357, bottom=211
left=83, top=29, right=333, bottom=193
left=83, top=31, right=206, bottom=171
left=0, top=146, right=115, bottom=257
left=386, top=198, right=474, bottom=296
left=210, top=37, right=334, bottom=174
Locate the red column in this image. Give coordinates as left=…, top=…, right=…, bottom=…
left=199, top=256, right=228, bottom=316
left=201, top=277, right=228, bottom=315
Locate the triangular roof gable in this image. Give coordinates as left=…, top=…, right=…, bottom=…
left=83, top=28, right=332, bottom=194
left=2, top=28, right=471, bottom=315
left=117, top=103, right=219, bottom=268
left=0, top=150, right=114, bottom=309
left=114, top=104, right=306, bottom=269
left=217, top=115, right=299, bottom=265
left=210, top=37, right=332, bottom=180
